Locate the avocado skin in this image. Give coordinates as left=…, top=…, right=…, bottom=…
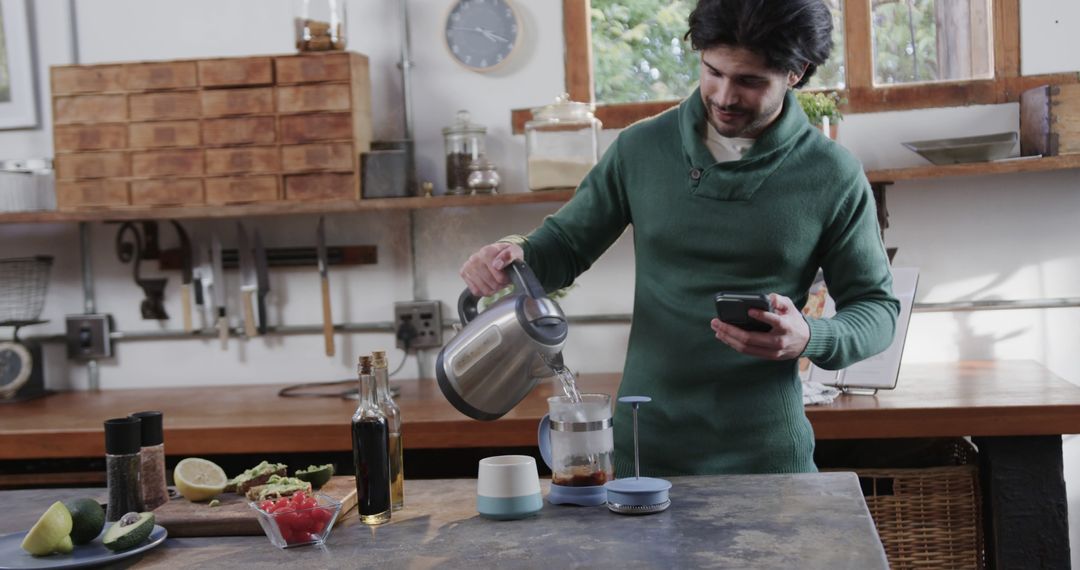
left=62, top=498, right=105, bottom=545
left=102, top=512, right=155, bottom=551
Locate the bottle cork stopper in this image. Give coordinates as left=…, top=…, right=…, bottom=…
left=358, top=355, right=372, bottom=375
left=372, top=350, right=388, bottom=369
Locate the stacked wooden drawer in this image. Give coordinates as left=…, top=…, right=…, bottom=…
left=50, top=52, right=371, bottom=210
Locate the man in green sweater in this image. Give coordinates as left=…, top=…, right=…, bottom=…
left=460, top=0, right=899, bottom=475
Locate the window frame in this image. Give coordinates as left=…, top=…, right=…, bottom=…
left=511, top=0, right=1079, bottom=132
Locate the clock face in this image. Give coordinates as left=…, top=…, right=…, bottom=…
left=445, top=0, right=520, bottom=71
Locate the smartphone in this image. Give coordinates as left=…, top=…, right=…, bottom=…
left=714, top=292, right=773, bottom=332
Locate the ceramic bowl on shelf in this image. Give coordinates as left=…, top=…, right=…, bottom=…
left=249, top=492, right=342, bottom=549
left=901, top=132, right=1018, bottom=165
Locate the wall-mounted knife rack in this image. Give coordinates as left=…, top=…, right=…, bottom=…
left=157, top=245, right=377, bottom=270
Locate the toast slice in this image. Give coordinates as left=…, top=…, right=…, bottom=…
left=226, top=461, right=288, bottom=494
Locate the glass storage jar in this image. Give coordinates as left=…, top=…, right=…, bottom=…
left=442, top=110, right=486, bottom=195
left=525, top=94, right=601, bottom=192
left=294, top=0, right=346, bottom=52
left=467, top=155, right=500, bottom=195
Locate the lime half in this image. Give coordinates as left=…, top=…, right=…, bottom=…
left=20, top=501, right=73, bottom=556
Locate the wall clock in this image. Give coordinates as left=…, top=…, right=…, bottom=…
left=444, top=0, right=521, bottom=72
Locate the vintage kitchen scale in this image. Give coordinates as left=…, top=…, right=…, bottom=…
left=0, top=256, right=52, bottom=403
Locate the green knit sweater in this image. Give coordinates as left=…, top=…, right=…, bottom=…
left=513, top=88, right=899, bottom=476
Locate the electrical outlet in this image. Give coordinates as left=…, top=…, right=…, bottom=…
left=65, top=314, right=114, bottom=359
left=393, top=301, right=443, bottom=351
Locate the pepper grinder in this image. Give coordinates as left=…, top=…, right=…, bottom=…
left=603, top=396, right=672, bottom=515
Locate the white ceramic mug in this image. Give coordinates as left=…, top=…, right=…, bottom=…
left=476, top=455, right=543, bottom=520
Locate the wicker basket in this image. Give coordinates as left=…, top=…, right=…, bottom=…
left=0, top=256, right=53, bottom=323
left=853, top=440, right=984, bottom=569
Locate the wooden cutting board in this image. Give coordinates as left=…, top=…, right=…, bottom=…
left=153, top=476, right=357, bottom=537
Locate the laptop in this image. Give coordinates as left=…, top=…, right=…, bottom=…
left=806, top=267, right=919, bottom=393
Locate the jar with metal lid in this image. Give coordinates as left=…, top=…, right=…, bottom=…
left=294, top=0, right=346, bottom=52
left=525, top=94, right=601, bottom=192
left=443, top=110, right=487, bottom=195
left=467, top=155, right=500, bottom=195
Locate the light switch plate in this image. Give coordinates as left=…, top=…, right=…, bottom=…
left=65, top=314, right=113, bottom=359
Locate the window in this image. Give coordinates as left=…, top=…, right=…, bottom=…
left=511, top=0, right=1080, bottom=132
left=872, top=0, right=993, bottom=85
left=589, top=0, right=844, bottom=104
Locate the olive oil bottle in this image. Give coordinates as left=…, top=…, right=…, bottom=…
left=373, top=350, right=404, bottom=511
left=351, top=355, right=391, bottom=525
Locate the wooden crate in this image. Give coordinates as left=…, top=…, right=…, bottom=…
left=201, top=87, right=275, bottom=117
left=205, top=175, right=279, bottom=204
left=197, top=57, right=273, bottom=88
left=281, top=142, right=355, bottom=172
left=129, top=121, right=201, bottom=149
left=49, top=51, right=372, bottom=210
left=1021, top=84, right=1080, bottom=156
left=55, top=179, right=129, bottom=209
left=130, top=178, right=204, bottom=206
left=54, top=124, right=128, bottom=151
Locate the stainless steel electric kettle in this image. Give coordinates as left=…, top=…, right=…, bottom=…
left=436, top=260, right=568, bottom=420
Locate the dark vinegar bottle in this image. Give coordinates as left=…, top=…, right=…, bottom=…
left=352, top=355, right=391, bottom=525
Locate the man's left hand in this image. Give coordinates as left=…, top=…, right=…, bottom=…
left=710, top=294, right=810, bottom=360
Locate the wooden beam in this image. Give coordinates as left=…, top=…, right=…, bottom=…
left=844, top=0, right=874, bottom=89
left=993, top=0, right=1021, bottom=78
left=866, top=154, right=1080, bottom=184
left=562, top=0, right=594, bottom=104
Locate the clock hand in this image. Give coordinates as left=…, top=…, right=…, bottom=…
left=448, top=25, right=509, bottom=43
left=478, top=29, right=509, bottom=43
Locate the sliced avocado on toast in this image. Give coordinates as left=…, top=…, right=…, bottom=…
left=226, top=461, right=287, bottom=494
left=245, top=475, right=313, bottom=501
left=102, top=512, right=155, bottom=552
left=294, top=464, right=335, bottom=489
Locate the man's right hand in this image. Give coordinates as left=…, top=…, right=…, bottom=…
left=459, top=242, right=524, bottom=297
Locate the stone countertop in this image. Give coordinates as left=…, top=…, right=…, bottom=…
left=1, top=472, right=886, bottom=569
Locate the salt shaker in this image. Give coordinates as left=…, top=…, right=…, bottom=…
left=131, top=411, right=168, bottom=510
left=104, top=417, right=144, bottom=522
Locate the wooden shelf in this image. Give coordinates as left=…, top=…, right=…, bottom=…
left=867, top=154, right=1080, bottom=184
left=6, top=154, right=1080, bottom=224
left=0, top=189, right=574, bottom=224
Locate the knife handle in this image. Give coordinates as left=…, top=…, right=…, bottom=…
left=217, top=310, right=228, bottom=350
left=242, top=289, right=258, bottom=338
left=321, top=276, right=335, bottom=357
left=180, top=284, right=193, bottom=333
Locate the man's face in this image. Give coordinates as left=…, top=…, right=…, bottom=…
left=698, top=45, right=802, bottom=139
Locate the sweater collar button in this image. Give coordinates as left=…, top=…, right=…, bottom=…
left=689, top=168, right=702, bottom=180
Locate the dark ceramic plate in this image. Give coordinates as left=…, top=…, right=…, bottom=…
left=0, top=524, right=167, bottom=569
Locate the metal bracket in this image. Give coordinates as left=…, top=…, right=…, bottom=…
left=114, top=222, right=168, bottom=320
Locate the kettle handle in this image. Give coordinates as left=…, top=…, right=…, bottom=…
left=507, top=260, right=546, bottom=300
left=457, top=287, right=480, bottom=325
left=456, top=260, right=546, bottom=325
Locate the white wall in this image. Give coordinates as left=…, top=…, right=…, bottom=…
left=1, top=0, right=1079, bottom=563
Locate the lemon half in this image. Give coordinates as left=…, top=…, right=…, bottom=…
left=20, top=501, right=73, bottom=556
left=174, top=458, right=228, bottom=502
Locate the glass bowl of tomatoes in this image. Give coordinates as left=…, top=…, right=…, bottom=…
left=250, top=491, right=343, bottom=548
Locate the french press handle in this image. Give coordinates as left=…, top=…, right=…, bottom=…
left=457, top=260, right=546, bottom=324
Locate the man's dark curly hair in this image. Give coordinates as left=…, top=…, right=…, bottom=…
left=685, top=0, right=834, bottom=88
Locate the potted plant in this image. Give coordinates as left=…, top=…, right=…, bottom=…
left=796, top=91, right=843, bottom=140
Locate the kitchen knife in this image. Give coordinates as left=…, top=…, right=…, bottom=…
left=316, top=217, right=334, bottom=357
left=211, top=234, right=228, bottom=349
left=237, top=222, right=258, bottom=338
left=172, top=221, right=194, bottom=333
left=253, top=229, right=271, bottom=335
left=195, top=244, right=214, bottom=330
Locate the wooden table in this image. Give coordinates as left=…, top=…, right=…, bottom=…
left=0, top=474, right=889, bottom=569
left=2, top=360, right=1078, bottom=568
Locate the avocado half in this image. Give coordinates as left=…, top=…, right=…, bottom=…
left=102, top=512, right=155, bottom=552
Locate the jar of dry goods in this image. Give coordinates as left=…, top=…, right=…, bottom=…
left=442, top=110, right=486, bottom=195
left=294, top=0, right=346, bottom=52
left=525, top=93, right=601, bottom=191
